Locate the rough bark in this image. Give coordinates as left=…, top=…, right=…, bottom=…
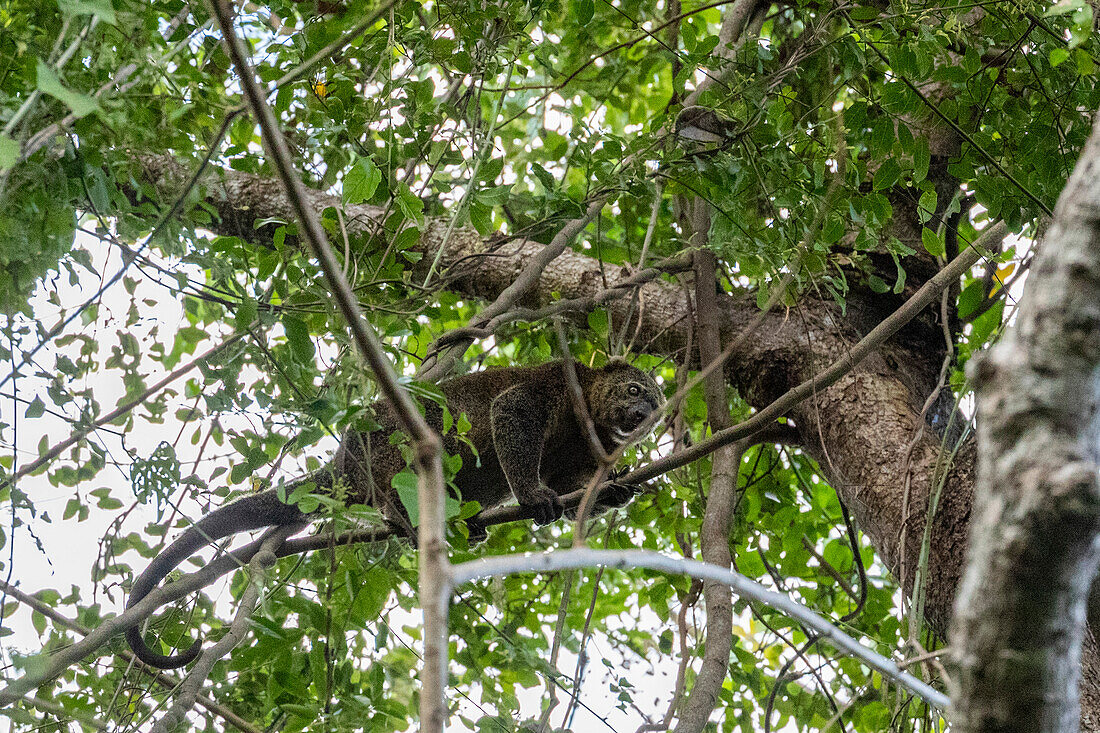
left=950, top=110, right=1100, bottom=731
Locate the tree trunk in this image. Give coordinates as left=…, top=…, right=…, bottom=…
left=950, top=109, right=1100, bottom=732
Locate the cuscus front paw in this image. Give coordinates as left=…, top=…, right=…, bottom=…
left=520, top=486, right=565, bottom=525
left=465, top=517, right=488, bottom=544
left=600, top=480, right=640, bottom=508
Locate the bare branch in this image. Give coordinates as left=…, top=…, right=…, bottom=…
left=0, top=580, right=262, bottom=733
left=149, top=527, right=292, bottom=733
left=209, top=5, right=449, bottom=731
left=450, top=549, right=950, bottom=709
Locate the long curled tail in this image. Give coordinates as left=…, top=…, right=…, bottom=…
left=125, top=490, right=310, bottom=669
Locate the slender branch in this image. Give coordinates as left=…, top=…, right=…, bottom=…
left=17, top=6, right=195, bottom=165
left=149, top=527, right=292, bottom=733
left=270, top=0, right=398, bottom=91
left=0, top=333, right=243, bottom=495
left=0, top=580, right=262, bottom=733
left=555, top=323, right=609, bottom=463
left=675, top=241, right=739, bottom=733
left=449, top=549, right=950, bottom=709
left=211, top=6, right=449, bottom=733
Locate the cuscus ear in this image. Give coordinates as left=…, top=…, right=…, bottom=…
left=603, top=356, right=636, bottom=372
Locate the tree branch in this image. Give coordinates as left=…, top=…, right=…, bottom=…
left=950, top=105, right=1100, bottom=732
left=450, top=549, right=950, bottom=709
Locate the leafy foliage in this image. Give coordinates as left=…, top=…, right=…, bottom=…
left=0, top=0, right=1095, bottom=730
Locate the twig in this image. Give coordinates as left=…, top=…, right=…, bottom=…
left=17, top=7, right=195, bottom=165
left=856, top=28, right=1052, bottom=217
left=560, top=565, right=606, bottom=728
left=535, top=572, right=573, bottom=732
left=450, top=549, right=950, bottom=709
left=149, top=527, right=292, bottom=733
left=1, top=105, right=244, bottom=393
left=636, top=577, right=701, bottom=732
left=0, top=580, right=261, bottom=733
left=210, top=4, right=447, bottom=731
left=555, top=322, right=610, bottom=464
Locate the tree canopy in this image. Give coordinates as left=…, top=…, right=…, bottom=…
left=0, top=0, right=1098, bottom=731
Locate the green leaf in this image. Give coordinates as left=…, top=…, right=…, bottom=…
left=912, top=139, right=930, bottom=183
left=587, top=308, right=609, bottom=334
left=0, top=135, right=19, bottom=172
left=575, top=0, right=594, bottom=23
left=917, top=188, right=937, bottom=224
left=1075, top=48, right=1095, bottom=76
left=957, top=280, right=983, bottom=319
left=969, top=300, right=1004, bottom=345
left=849, top=4, right=881, bottom=20
left=1049, top=47, right=1070, bottom=67
left=32, top=611, right=46, bottom=635
left=872, top=158, right=900, bottom=190
left=58, top=0, right=116, bottom=23
left=24, top=396, right=45, bottom=419
left=283, top=316, right=315, bottom=362
left=921, top=227, right=945, bottom=257
left=531, top=163, right=556, bottom=192
left=235, top=297, right=258, bottom=330
left=36, top=61, right=100, bottom=118
left=395, top=184, right=424, bottom=222
left=822, top=214, right=844, bottom=244
left=393, top=471, right=419, bottom=526
left=344, top=158, right=382, bottom=205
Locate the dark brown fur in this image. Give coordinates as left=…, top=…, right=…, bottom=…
left=125, top=359, right=662, bottom=669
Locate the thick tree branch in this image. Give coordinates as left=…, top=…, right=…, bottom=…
left=950, top=108, right=1100, bottom=732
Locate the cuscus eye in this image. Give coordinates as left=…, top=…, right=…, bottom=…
left=627, top=384, right=641, bottom=396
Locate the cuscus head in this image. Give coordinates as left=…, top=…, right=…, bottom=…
left=588, top=358, right=665, bottom=445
